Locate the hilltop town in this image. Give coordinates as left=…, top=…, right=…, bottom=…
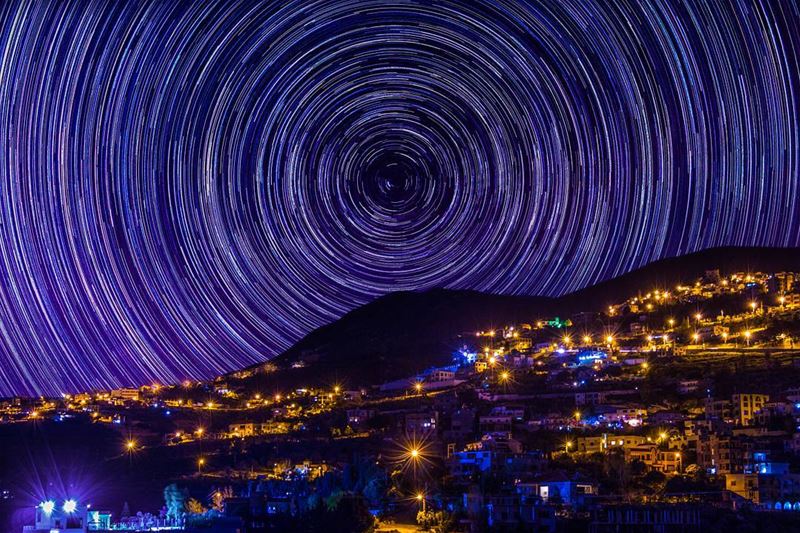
left=6, top=268, right=800, bottom=532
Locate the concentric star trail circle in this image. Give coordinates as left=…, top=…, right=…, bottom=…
left=0, top=0, right=798, bottom=395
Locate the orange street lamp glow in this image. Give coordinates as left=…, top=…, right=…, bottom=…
left=414, top=382, right=423, bottom=393
left=500, top=371, right=510, bottom=382
left=583, top=335, right=591, bottom=344
left=605, top=335, right=614, bottom=344
left=126, top=440, right=135, bottom=450
left=410, top=448, right=420, bottom=459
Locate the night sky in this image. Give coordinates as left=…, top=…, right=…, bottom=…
left=0, top=0, right=798, bottom=396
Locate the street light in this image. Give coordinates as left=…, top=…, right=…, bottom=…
left=198, top=457, right=205, bottom=474
left=63, top=499, right=77, bottom=513
left=416, top=492, right=427, bottom=513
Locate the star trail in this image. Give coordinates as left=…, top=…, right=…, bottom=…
left=0, top=0, right=798, bottom=396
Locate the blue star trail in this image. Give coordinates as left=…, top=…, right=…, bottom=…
left=0, top=0, right=798, bottom=396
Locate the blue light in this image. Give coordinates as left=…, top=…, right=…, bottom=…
left=63, top=499, right=77, bottom=513
left=40, top=500, right=55, bottom=514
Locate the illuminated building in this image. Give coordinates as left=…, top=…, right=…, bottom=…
left=109, top=388, right=139, bottom=403
left=768, top=272, right=796, bottom=294
left=23, top=500, right=112, bottom=532
left=732, top=394, right=770, bottom=426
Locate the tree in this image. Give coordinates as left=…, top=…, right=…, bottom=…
left=417, top=510, right=435, bottom=530
left=210, top=486, right=234, bottom=511
left=163, top=484, right=188, bottom=521
left=185, top=498, right=207, bottom=515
